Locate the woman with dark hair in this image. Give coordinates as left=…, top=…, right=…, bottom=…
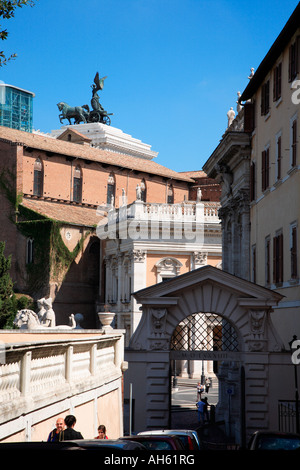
left=95, top=424, right=108, bottom=439
left=59, top=415, right=84, bottom=441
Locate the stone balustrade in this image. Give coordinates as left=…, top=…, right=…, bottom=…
left=108, top=200, right=220, bottom=225
left=0, top=330, right=126, bottom=440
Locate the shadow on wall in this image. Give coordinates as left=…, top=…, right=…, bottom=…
left=54, top=236, right=101, bottom=328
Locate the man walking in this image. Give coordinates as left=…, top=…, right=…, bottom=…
left=196, top=399, right=205, bottom=424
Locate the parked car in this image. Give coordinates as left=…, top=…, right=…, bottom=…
left=120, top=434, right=185, bottom=450
left=248, top=431, right=300, bottom=450
left=0, top=441, right=82, bottom=450
left=0, top=439, right=146, bottom=451
left=138, top=429, right=202, bottom=450
left=65, top=439, right=147, bottom=450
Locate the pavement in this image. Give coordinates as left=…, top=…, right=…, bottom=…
left=170, top=377, right=239, bottom=449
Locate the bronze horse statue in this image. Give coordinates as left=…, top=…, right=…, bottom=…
left=57, top=102, right=89, bottom=125
left=57, top=73, right=113, bottom=126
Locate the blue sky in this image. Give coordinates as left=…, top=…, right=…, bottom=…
left=0, top=0, right=299, bottom=172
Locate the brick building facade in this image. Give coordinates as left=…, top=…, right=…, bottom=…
left=0, top=124, right=221, bottom=331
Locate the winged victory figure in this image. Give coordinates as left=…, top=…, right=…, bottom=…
left=91, top=72, right=107, bottom=112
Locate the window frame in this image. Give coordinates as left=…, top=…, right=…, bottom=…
left=261, top=80, right=270, bottom=116
left=289, top=37, right=300, bottom=82
left=33, top=158, right=43, bottom=196
left=273, top=62, right=282, bottom=102
left=276, top=132, right=282, bottom=180
left=261, top=146, right=270, bottom=192
left=273, top=230, right=283, bottom=285
left=73, top=165, right=82, bottom=203
left=291, top=116, right=297, bottom=168
left=106, top=173, right=115, bottom=206
left=265, top=236, right=271, bottom=286
left=290, top=222, right=298, bottom=280
left=250, top=160, right=256, bottom=201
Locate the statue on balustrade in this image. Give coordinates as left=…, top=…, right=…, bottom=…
left=14, top=297, right=83, bottom=330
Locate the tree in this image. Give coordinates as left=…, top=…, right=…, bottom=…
left=0, top=241, right=15, bottom=327
left=0, top=1, right=36, bottom=66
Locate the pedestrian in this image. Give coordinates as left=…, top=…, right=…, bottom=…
left=205, top=377, right=210, bottom=394
left=59, top=415, right=84, bottom=440
left=196, top=399, right=205, bottom=424
left=196, top=382, right=204, bottom=400
left=95, top=424, right=108, bottom=439
left=47, top=417, right=65, bottom=442
left=202, top=396, right=210, bottom=422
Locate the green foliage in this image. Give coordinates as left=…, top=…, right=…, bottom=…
left=0, top=240, right=16, bottom=328
left=17, top=205, right=87, bottom=296
left=0, top=168, right=88, bottom=307
left=0, top=1, right=36, bottom=66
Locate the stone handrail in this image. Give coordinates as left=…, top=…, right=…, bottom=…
left=0, top=331, right=125, bottom=427
left=108, top=201, right=220, bottom=224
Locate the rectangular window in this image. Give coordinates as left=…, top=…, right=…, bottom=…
left=276, top=134, right=282, bottom=180
left=107, top=183, right=115, bottom=205
left=250, top=161, right=256, bottom=201
left=292, top=118, right=297, bottom=167
left=289, top=37, right=300, bottom=82
left=291, top=224, right=298, bottom=279
left=273, top=63, right=282, bottom=101
left=33, top=169, right=43, bottom=196
left=73, top=177, right=82, bottom=202
left=273, top=232, right=283, bottom=284
left=244, top=101, right=255, bottom=133
left=265, top=236, right=271, bottom=285
left=261, top=148, right=270, bottom=191
left=261, top=80, right=270, bottom=116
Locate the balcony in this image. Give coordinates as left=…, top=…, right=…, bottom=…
left=107, top=200, right=221, bottom=225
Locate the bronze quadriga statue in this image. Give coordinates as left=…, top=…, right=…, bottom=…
left=57, top=72, right=113, bottom=126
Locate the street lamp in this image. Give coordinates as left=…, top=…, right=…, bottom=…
left=201, top=340, right=206, bottom=385
left=173, top=359, right=177, bottom=388
left=289, top=335, right=300, bottom=434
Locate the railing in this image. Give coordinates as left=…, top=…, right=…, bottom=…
left=108, top=201, right=221, bottom=225
left=0, top=331, right=125, bottom=425
left=278, top=400, right=300, bottom=433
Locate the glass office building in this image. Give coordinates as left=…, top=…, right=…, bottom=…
left=0, top=83, right=35, bottom=132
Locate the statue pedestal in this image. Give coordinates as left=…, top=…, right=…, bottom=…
left=51, top=123, right=158, bottom=161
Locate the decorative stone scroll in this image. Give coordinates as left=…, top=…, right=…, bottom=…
left=130, top=249, right=146, bottom=263
left=192, top=251, right=207, bottom=267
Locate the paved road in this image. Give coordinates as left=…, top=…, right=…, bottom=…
left=170, top=377, right=219, bottom=430
left=172, top=377, right=218, bottom=407
left=170, top=378, right=237, bottom=448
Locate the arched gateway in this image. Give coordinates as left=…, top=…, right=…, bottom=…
left=124, top=265, right=285, bottom=445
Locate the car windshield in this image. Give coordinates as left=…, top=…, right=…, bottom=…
left=258, top=436, right=300, bottom=450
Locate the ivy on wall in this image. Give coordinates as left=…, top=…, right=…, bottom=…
left=0, top=169, right=89, bottom=298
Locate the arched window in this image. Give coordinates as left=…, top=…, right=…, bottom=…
left=33, top=158, right=43, bottom=196
left=155, top=257, right=182, bottom=283
left=167, top=184, right=174, bottom=204
left=140, top=179, right=146, bottom=202
left=73, top=165, right=82, bottom=202
left=107, top=173, right=115, bottom=205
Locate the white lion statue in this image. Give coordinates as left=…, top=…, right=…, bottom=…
left=13, top=297, right=79, bottom=330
